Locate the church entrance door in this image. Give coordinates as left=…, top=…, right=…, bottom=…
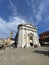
left=29, top=36, right=33, bottom=46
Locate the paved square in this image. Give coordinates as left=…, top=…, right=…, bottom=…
left=0, top=47, right=49, bottom=65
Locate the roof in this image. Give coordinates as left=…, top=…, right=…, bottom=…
left=39, top=31, right=49, bottom=36
left=18, top=24, right=37, bottom=29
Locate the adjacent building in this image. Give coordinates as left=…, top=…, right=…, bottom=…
left=39, top=31, right=49, bottom=46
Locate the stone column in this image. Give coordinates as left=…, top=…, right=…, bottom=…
left=33, top=31, right=40, bottom=46
left=18, top=29, right=22, bottom=47
left=21, top=29, right=26, bottom=47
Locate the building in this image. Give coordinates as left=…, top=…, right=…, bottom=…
left=39, top=31, right=49, bottom=46
left=15, top=24, right=40, bottom=48
left=0, top=38, right=15, bottom=48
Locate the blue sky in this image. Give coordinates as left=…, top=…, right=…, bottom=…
left=0, top=0, right=49, bottom=38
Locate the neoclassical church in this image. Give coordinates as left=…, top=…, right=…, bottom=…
left=15, top=24, right=40, bottom=48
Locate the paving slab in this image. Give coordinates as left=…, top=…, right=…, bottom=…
left=0, top=47, right=49, bottom=65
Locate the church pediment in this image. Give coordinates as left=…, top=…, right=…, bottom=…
left=18, top=24, right=37, bottom=30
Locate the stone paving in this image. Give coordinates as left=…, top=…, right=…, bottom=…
left=0, top=47, right=49, bottom=65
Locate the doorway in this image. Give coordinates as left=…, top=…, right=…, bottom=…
left=29, top=36, right=33, bottom=46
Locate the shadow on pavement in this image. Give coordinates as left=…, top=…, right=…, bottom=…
left=34, top=50, right=49, bottom=57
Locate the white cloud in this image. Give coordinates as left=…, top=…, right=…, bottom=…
left=8, top=0, right=17, bottom=16
left=35, top=0, right=49, bottom=24
left=38, top=0, right=49, bottom=14
left=0, top=16, right=26, bottom=38
left=26, top=0, right=49, bottom=25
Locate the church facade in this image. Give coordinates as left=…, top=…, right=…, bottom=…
left=15, top=24, right=40, bottom=48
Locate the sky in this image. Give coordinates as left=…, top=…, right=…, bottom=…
left=0, top=0, right=49, bottom=38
